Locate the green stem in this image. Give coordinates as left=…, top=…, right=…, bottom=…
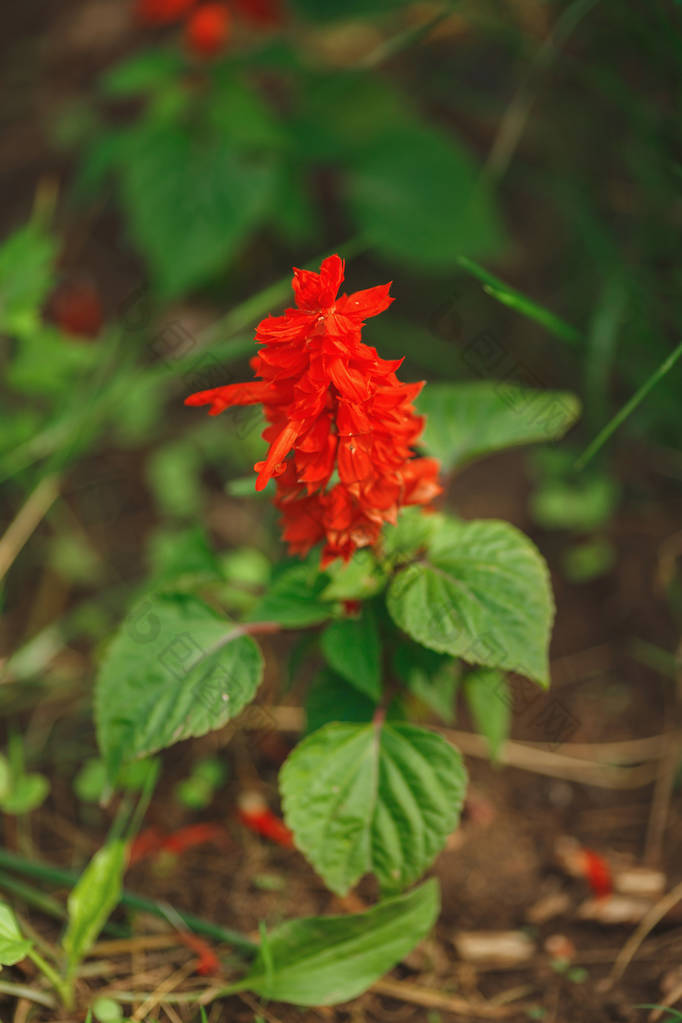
left=124, top=760, right=160, bottom=842
left=0, top=849, right=257, bottom=955
left=358, top=3, right=460, bottom=69
left=27, top=948, right=72, bottom=1008
left=575, top=340, right=682, bottom=470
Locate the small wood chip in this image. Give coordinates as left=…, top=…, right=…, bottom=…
left=526, top=891, right=571, bottom=924
left=577, top=895, right=653, bottom=924
left=614, top=867, right=666, bottom=899
left=454, top=930, right=535, bottom=965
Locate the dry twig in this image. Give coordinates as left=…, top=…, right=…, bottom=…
left=604, top=879, right=682, bottom=989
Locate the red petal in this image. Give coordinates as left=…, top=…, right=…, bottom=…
left=336, top=282, right=393, bottom=322
left=337, top=436, right=373, bottom=484
left=318, top=255, right=345, bottom=307
left=255, top=420, right=301, bottom=490
left=328, top=357, right=371, bottom=402
left=185, top=381, right=271, bottom=415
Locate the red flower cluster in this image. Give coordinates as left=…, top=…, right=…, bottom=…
left=186, top=256, right=441, bottom=565
left=136, top=0, right=283, bottom=56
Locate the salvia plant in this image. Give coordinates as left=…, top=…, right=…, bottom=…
left=0, top=231, right=584, bottom=1012
left=2, top=3, right=679, bottom=1015
left=45, top=253, right=570, bottom=1008
left=0, top=221, right=583, bottom=1009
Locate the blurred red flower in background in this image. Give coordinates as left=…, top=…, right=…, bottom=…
left=50, top=281, right=103, bottom=339
left=185, top=3, right=231, bottom=55
left=186, top=256, right=441, bottom=565
left=232, top=0, right=284, bottom=27
left=136, top=0, right=283, bottom=56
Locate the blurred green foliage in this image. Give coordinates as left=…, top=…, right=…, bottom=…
left=72, top=53, right=500, bottom=297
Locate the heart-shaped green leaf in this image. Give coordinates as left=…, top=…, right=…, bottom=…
left=387, top=518, right=554, bottom=686
left=281, top=721, right=466, bottom=895
left=95, top=593, right=263, bottom=783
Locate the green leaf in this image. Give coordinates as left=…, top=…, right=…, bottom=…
left=91, top=996, right=124, bottom=1023
left=147, top=526, right=222, bottom=588
left=248, top=562, right=333, bottom=628
left=74, top=758, right=159, bottom=804
left=418, top=382, right=581, bottom=472
left=270, top=163, right=318, bottom=245
left=321, top=549, right=386, bottom=601
left=1, top=773, right=49, bottom=815
left=232, top=880, right=439, bottom=1005
left=561, top=537, right=615, bottom=583
left=347, top=125, right=501, bottom=269
left=394, top=643, right=459, bottom=724
left=281, top=721, right=466, bottom=895
left=0, top=222, right=55, bottom=333
left=530, top=474, right=619, bottom=531
left=381, top=507, right=440, bottom=564
left=387, top=518, right=554, bottom=686
left=95, top=593, right=263, bottom=783
left=0, top=756, right=10, bottom=801
left=321, top=605, right=381, bottom=701
left=221, top=548, right=270, bottom=588
left=146, top=442, right=203, bottom=519
left=305, top=671, right=376, bottom=735
left=63, top=841, right=127, bottom=976
left=206, top=75, right=286, bottom=150
left=74, top=128, right=139, bottom=198
left=74, top=759, right=108, bottom=804
left=294, top=75, right=406, bottom=161
left=175, top=755, right=227, bottom=810
left=120, top=124, right=277, bottom=297
left=100, top=48, right=185, bottom=97
left=0, top=902, right=33, bottom=965
left=463, top=669, right=509, bottom=760
left=7, top=324, right=96, bottom=397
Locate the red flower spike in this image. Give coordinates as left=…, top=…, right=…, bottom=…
left=186, top=256, right=441, bottom=564
left=137, top=0, right=198, bottom=24
left=185, top=3, right=231, bottom=56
